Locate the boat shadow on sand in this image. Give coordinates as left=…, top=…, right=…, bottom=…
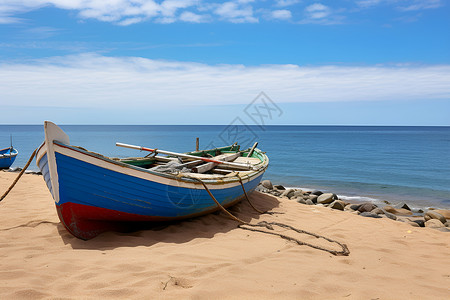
left=57, top=192, right=280, bottom=250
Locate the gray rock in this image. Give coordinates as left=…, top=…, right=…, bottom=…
left=407, top=221, right=420, bottom=227
left=269, top=190, right=281, bottom=197
left=297, top=199, right=307, bottom=204
left=383, top=205, right=413, bottom=216
left=329, top=200, right=345, bottom=211
left=350, top=204, right=362, bottom=211
left=433, top=209, right=450, bottom=220
left=394, top=202, right=411, bottom=211
left=281, top=189, right=295, bottom=199
left=308, top=194, right=319, bottom=203
left=360, top=212, right=382, bottom=218
left=412, top=219, right=425, bottom=227
left=412, top=208, right=424, bottom=214
left=382, top=210, right=397, bottom=221
left=372, top=208, right=384, bottom=215
left=255, top=186, right=269, bottom=193
left=396, top=216, right=412, bottom=223
left=305, top=199, right=315, bottom=205
left=273, top=185, right=285, bottom=190
left=424, top=211, right=446, bottom=224
left=310, top=190, right=323, bottom=196
left=261, top=180, right=273, bottom=190
left=344, top=204, right=356, bottom=211
left=317, top=193, right=337, bottom=204
left=358, top=203, right=377, bottom=213
left=292, top=190, right=304, bottom=198
left=425, top=219, right=445, bottom=228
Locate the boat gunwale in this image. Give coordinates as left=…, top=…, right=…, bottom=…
left=0, top=147, right=18, bottom=158
left=48, top=141, right=269, bottom=185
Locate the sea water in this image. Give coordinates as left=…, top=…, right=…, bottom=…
left=1, top=125, right=449, bottom=208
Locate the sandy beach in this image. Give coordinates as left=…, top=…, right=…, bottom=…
left=0, top=171, right=449, bottom=299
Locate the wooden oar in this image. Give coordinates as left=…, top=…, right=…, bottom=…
left=116, top=142, right=254, bottom=170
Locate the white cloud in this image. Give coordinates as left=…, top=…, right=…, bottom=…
left=305, top=3, right=330, bottom=19
left=271, top=9, right=292, bottom=20
left=1, top=54, right=449, bottom=109
left=179, top=11, right=210, bottom=22
left=274, top=0, right=301, bottom=7
left=0, top=0, right=443, bottom=25
left=398, top=0, right=442, bottom=11
left=214, top=1, right=258, bottom=23
left=299, top=3, right=344, bottom=24
left=356, top=0, right=443, bottom=11
left=356, top=0, right=382, bottom=8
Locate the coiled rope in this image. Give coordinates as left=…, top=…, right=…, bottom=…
left=0, top=149, right=36, bottom=202
left=192, top=176, right=350, bottom=256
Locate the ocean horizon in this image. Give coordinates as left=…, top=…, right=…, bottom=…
left=1, top=124, right=449, bottom=209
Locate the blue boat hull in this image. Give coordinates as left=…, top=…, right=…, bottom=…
left=36, top=128, right=268, bottom=240
left=0, top=147, right=18, bottom=169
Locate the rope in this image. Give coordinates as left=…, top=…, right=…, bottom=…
left=236, top=175, right=280, bottom=215
left=0, top=148, right=36, bottom=202
left=192, top=177, right=350, bottom=256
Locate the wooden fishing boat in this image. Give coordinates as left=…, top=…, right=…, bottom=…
left=36, top=121, right=269, bottom=240
left=0, top=147, right=18, bottom=169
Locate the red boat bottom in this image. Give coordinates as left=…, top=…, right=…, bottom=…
left=56, top=202, right=175, bottom=240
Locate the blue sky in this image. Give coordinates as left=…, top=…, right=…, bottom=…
left=0, top=0, right=449, bottom=125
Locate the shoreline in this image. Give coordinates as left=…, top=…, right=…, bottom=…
left=256, top=180, right=450, bottom=231
left=0, top=172, right=449, bottom=299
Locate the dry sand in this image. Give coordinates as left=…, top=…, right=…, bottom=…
left=0, top=172, right=449, bottom=299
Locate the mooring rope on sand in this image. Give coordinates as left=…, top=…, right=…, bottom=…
left=192, top=176, right=350, bottom=256
left=0, top=149, right=36, bottom=202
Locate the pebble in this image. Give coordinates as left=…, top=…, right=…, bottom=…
left=344, top=204, right=355, bottom=211
left=358, top=203, right=377, bottom=213
left=310, top=190, right=323, bottom=196
left=425, top=219, right=445, bottom=228
left=424, top=211, right=446, bottom=224
left=292, top=190, right=304, bottom=198
left=382, top=210, right=397, bottom=221
left=433, top=209, right=450, bottom=220
left=305, top=199, right=314, bottom=205
left=371, top=208, right=384, bottom=214
left=393, top=202, right=411, bottom=211
left=308, top=194, right=319, bottom=203
left=255, top=186, right=269, bottom=193
left=317, top=193, right=337, bottom=204
left=281, top=189, right=295, bottom=199
left=273, top=185, right=285, bottom=190
left=383, top=205, right=413, bottom=216
left=412, top=219, right=425, bottom=227
left=360, top=212, right=382, bottom=218
left=407, top=221, right=420, bottom=227
left=261, top=180, right=273, bottom=190
left=297, top=199, right=307, bottom=204
left=329, top=200, right=345, bottom=211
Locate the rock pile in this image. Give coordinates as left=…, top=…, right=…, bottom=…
left=256, top=180, right=450, bottom=232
